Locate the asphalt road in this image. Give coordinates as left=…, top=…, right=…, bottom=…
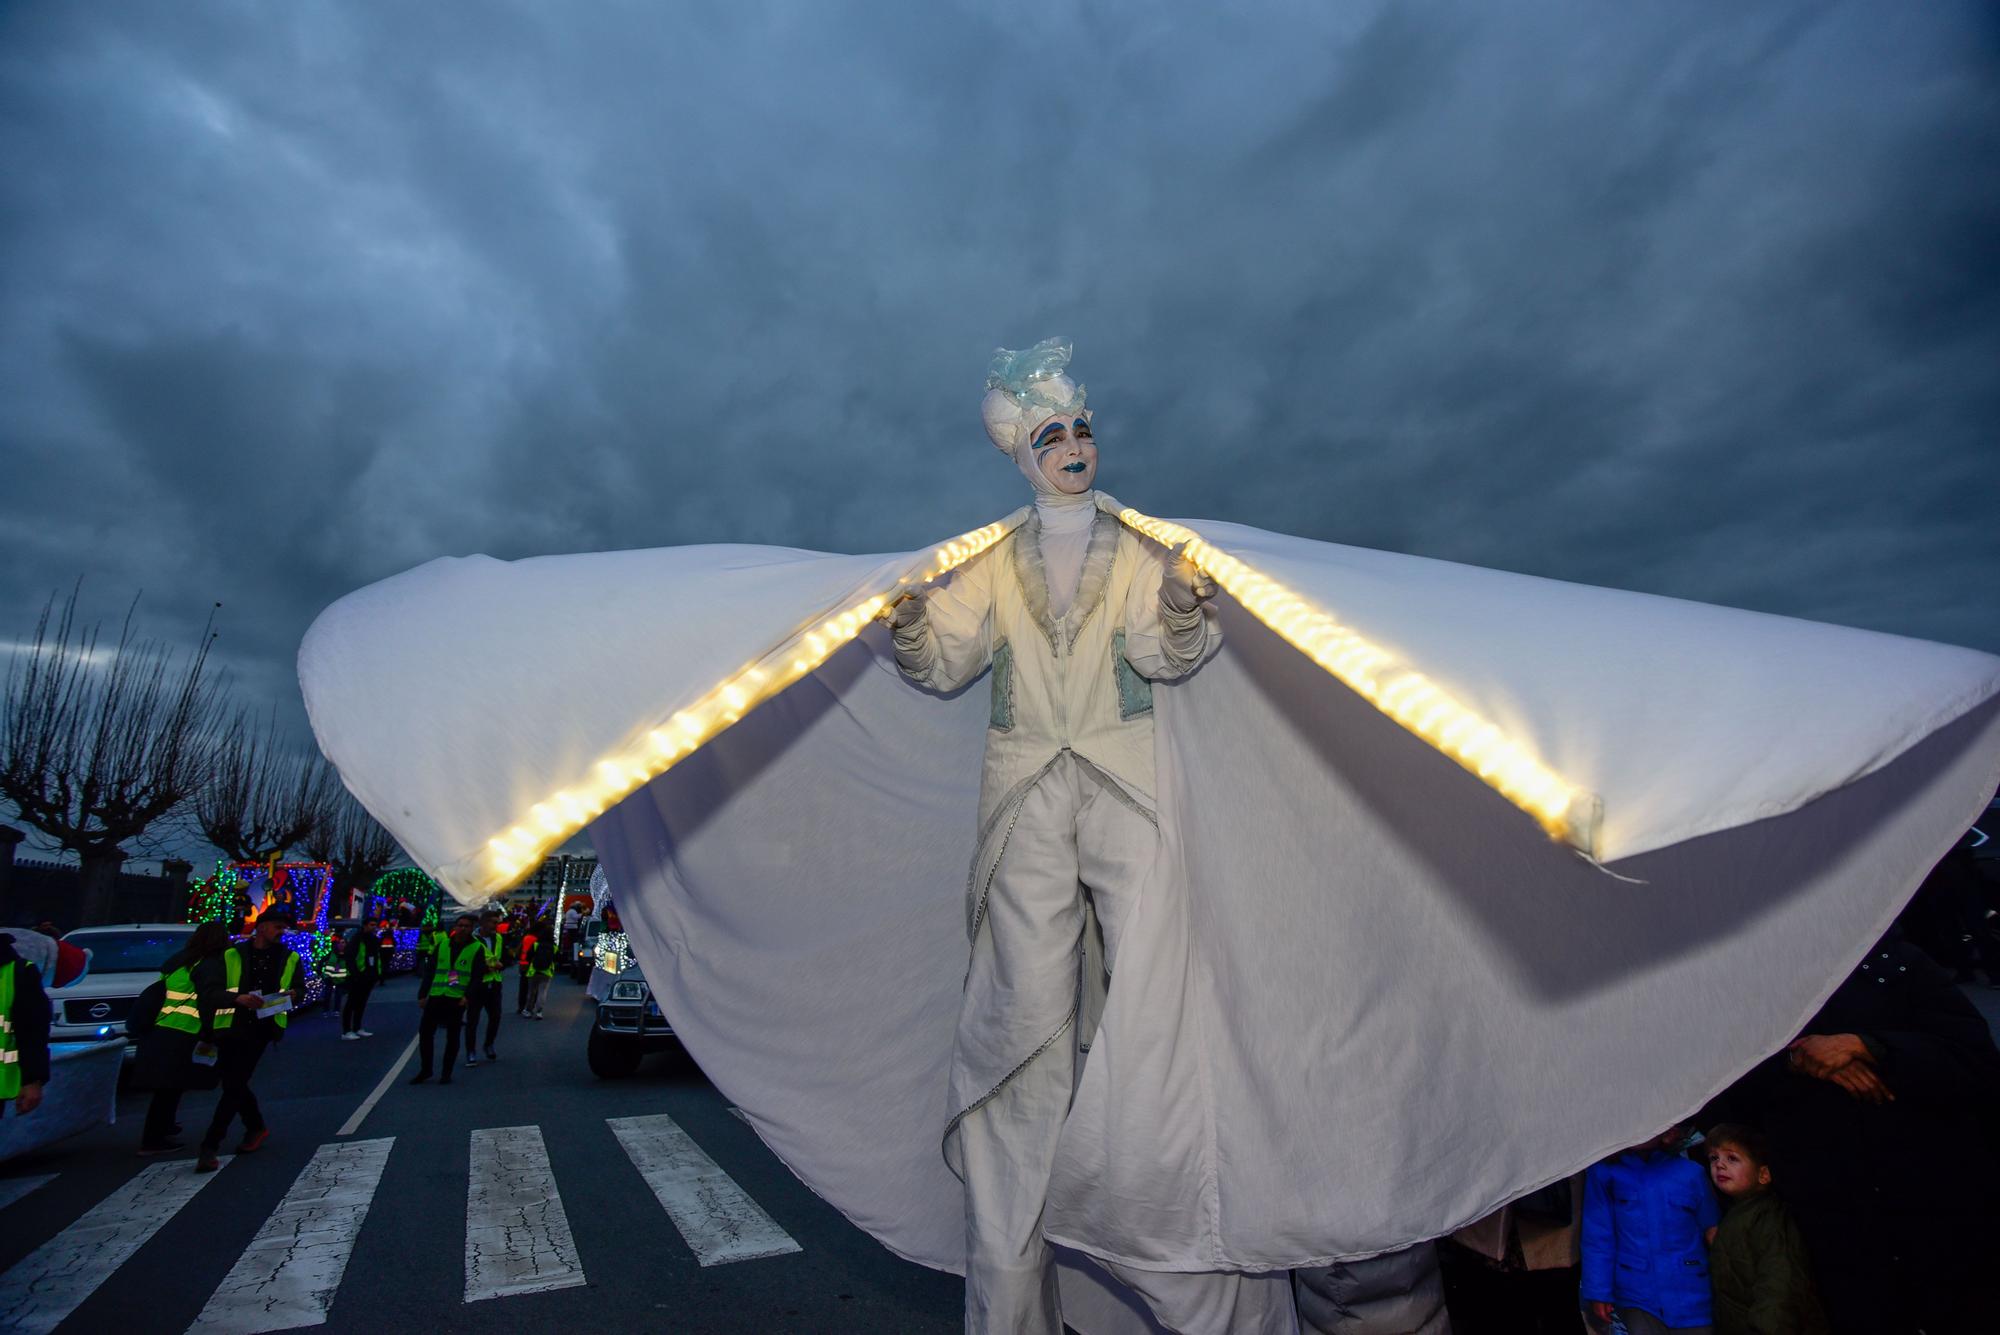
left=0, top=971, right=964, bottom=1334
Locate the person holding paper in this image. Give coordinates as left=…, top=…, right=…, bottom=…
left=195, top=906, right=304, bottom=1173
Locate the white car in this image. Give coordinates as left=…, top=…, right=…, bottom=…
left=50, top=923, right=198, bottom=1053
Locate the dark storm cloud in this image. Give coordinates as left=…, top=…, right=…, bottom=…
left=3, top=0, right=1997, bottom=798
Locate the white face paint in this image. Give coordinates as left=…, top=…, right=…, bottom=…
left=1028, top=413, right=1097, bottom=494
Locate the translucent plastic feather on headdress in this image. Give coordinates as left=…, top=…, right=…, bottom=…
left=985, top=337, right=1087, bottom=421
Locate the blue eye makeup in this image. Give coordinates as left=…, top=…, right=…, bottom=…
left=1032, top=421, right=1067, bottom=449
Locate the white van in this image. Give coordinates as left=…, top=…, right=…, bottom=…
left=49, top=923, right=198, bottom=1053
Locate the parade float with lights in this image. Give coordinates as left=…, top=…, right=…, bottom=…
left=186, top=856, right=341, bottom=1003
left=298, top=342, right=2000, bottom=1314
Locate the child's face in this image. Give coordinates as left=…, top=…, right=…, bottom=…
left=1707, top=1142, right=1772, bottom=1198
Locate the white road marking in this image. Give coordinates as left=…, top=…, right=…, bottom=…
left=186, top=1138, right=394, bottom=1334
left=336, top=1036, right=419, bottom=1137
left=0, top=1175, right=57, bottom=1213
left=608, top=1113, right=801, bottom=1267
left=464, top=1126, right=585, bottom=1302
left=0, top=1159, right=231, bottom=1335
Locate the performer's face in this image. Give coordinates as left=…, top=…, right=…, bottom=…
left=1030, top=414, right=1097, bottom=494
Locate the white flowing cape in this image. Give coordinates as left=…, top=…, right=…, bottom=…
left=299, top=511, right=2000, bottom=1287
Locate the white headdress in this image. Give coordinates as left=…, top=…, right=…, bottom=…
left=981, top=337, right=1093, bottom=501
left=981, top=337, right=1088, bottom=454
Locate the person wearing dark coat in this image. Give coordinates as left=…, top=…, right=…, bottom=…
left=1701, top=1124, right=1828, bottom=1335
left=1700, top=930, right=2000, bottom=1334
left=0, top=930, right=54, bottom=1117
left=340, top=919, right=385, bottom=1038
left=132, top=921, right=235, bottom=1154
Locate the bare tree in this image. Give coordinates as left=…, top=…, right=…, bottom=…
left=196, top=709, right=339, bottom=863
left=302, top=786, right=402, bottom=916
left=1, top=587, right=230, bottom=925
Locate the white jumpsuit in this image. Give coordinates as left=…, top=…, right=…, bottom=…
left=896, top=498, right=1306, bottom=1334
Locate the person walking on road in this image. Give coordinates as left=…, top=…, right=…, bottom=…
left=412, top=914, right=479, bottom=1085
left=515, top=920, right=535, bottom=1017
left=196, top=907, right=305, bottom=1173
left=463, top=908, right=506, bottom=1066
left=132, top=921, right=234, bottom=1155
left=340, top=917, right=385, bottom=1039
left=0, top=928, right=53, bottom=1120
left=517, top=917, right=556, bottom=1019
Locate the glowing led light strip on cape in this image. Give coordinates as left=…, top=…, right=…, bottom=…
left=467, top=514, right=1023, bottom=898
left=1114, top=503, right=1604, bottom=857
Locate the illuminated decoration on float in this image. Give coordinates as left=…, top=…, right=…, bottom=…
left=459, top=501, right=1599, bottom=900
left=233, top=859, right=339, bottom=1004
left=594, top=930, right=634, bottom=976
left=369, top=867, right=444, bottom=971
left=187, top=864, right=247, bottom=925
left=1114, top=505, right=1601, bottom=856
left=470, top=515, right=1019, bottom=896
left=371, top=866, right=445, bottom=930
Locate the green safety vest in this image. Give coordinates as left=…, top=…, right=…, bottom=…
left=0, top=961, right=19, bottom=1099
left=429, top=938, right=477, bottom=999
left=419, top=929, right=448, bottom=970
left=519, top=935, right=554, bottom=978
left=472, top=936, right=502, bottom=984
left=211, top=946, right=300, bottom=1031
left=157, top=962, right=206, bottom=1034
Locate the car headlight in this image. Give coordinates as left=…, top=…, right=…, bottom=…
left=608, top=979, right=646, bottom=1002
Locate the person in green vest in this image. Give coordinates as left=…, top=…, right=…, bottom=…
left=415, top=919, right=450, bottom=998
left=517, top=917, right=557, bottom=1019
left=196, top=906, right=305, bottom=1173
left=0, top=929, right=54, bottom=1119
left=339, top=916, right=386, bottom=1040
left=462, top=907, right=507, bottom=1067
left=132, top=920, right=234, bottom=1155
left=411, top=914, right=480, bottom=1084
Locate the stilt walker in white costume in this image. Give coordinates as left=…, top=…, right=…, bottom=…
left=299, top=334, right=2000, bottom=1335
left=886, top=340, right=1291, bottom=1333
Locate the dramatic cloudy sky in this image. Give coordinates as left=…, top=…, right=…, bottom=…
left=3, top=1, right=1996, bottom=861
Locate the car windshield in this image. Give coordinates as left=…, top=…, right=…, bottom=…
left=67, top=929, right=193, bottom=974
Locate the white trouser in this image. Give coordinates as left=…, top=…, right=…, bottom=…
left=956, top=756, right=1296, bottom=1335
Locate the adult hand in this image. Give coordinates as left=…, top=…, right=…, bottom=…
left=15, top=1082, right=43, bottom=1115
left=1787, top=1032, right=1870, bottom=1077
left=1161, top=550, right=1216, bottom=615
left=1789, top=1032, right=1893, bottom=1102
left=1828, top=1062, right=1895, bottom=1104
left=884, top=589, right=926, bottom=630
left=235, top=993, right=264, bottom=1010
left=1589, top=1301, right=1616, bottom=1325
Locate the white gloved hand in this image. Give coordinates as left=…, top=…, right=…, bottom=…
left=885, top=589, right=928, bottom=630
left=1160, top=551, right=1217, bottom=615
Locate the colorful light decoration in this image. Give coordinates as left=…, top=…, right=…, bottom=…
left=450, top=501, right=1600, bottom=901
left=370, top=867, right=446, bottom=930
left=186, top=864, right=248, bottom=926
left=225, top=860, right=338, bottom=1004
left=594, top=930, right=633, bottom=976
left=1113, top=504, right=1602, bottom=855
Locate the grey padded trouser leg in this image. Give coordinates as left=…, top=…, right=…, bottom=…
left=1291, top=1244, right=1450, bottom=1335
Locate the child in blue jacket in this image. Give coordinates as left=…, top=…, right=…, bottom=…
left=1582, top=1126, right=1719, bottom=1333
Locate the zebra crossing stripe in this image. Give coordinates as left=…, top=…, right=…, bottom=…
left=186, top=1137, right=394, bottom=1334
left=0, top=1159, right=231, bottom=1335
left=464, top=1126, right=586, bottom=1302
left=608, top=1113, right=801, bottom=1266
left=0, top=1175, right=56, bottom=1213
